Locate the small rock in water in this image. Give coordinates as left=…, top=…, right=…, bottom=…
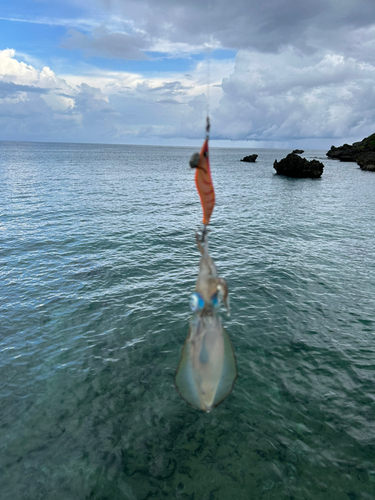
left=240, top=154, right=258, bottom=162
left=273, top=153, right=324, bottom=178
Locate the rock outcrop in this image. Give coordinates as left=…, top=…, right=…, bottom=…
left=326, top=133, right=375, bottom=170
left=240, top=154, right=258, bottom=162
left=356, top=152, right=375, bottom=171
left=292, top=149, right=304, bottom=154
left=273, top=153, right=324, bottom=178
left=326, top=143, right=357, bottom=162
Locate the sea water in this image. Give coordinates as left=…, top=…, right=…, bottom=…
left=1, top=141, right=375, bottom=499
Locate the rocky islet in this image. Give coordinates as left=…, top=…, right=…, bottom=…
left=326, top=133, right=375, bottom=171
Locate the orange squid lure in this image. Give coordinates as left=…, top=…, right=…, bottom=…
left=190, top=138, right=215, bottom=226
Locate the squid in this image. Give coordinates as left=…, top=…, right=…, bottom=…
left=175, top=126, right=237, bottom=412
left=175, top=231, right=237, bottom=412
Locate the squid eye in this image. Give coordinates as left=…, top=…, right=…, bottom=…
left=190, top=292, right=205, bottom=312
left=211, top=293, right=220, bottom=309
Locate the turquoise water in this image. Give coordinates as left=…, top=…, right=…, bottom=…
left=1, top=141, right=375, bottom=499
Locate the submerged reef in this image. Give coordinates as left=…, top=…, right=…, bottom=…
left=273, top=153, right=324, bottom=178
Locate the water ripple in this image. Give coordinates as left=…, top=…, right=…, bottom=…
left=1, top=142, right=375, bottom=499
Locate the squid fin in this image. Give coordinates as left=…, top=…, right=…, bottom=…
left=175, top=337, right=202, bottom=410
left=209, top=327, right=237, bottom=407
left=175, top=323, right=237, bottom=412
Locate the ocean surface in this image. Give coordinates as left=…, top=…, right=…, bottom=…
left=1, top=141, right=375, bottom=500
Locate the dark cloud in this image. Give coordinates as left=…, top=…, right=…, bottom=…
left=157, top=98, right=180, bottom=104
left=0, top=93, right=72, bottom=138
left=91, top=0, right=375, bottom=56
left=61, top=26, right=150, bottom=60
left=0, top=81, right=50, bottom=97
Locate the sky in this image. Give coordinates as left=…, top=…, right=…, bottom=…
left=1, top=0, right=375, bottom=148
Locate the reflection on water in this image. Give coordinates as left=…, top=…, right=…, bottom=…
left=1, top=141, right=375, bottom=499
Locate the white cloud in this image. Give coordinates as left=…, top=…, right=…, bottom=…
left=41, top=93, right=75, bottom=111
left=0, top=48, right=232, bottom=144
left=212, top=48, right=375, bottom=144
left=2, top=0, right=375, bottom=150
left=0, top=15, right=100, bottom=31
left=0, top=49, right=70, bottom=91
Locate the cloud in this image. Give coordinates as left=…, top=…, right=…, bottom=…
left=135, top=80, right=192, bottom=97
left=49, top=0, right=375, bottom=146
left=61, top=26, right=150, bottom=60
left=5, top=0, right=375, bottom=62
left=0, top=49, right=110, bottom=141
left=76, top=0, right=375, bottom=57
left=212, top=48, right=375, bottom=142
left=0, top=48, right=216, bottom=143
left=2, top=42, right=375, bottom=147
left=2, top=0, right=375, bottom=149
left=0, top=49, right=70, bottom=91
left=156, top=99, right=180, bottom=105
left=0, top=81, right=49, bottom=97
left=0, top=15, right=100, bottom=31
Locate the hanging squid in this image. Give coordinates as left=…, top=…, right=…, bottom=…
left=175, top=123, right=237, bottom=412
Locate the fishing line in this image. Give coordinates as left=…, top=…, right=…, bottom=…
left=205, top=0, right=213, bottom=136
left=206, top=43, right=210, bottom=130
